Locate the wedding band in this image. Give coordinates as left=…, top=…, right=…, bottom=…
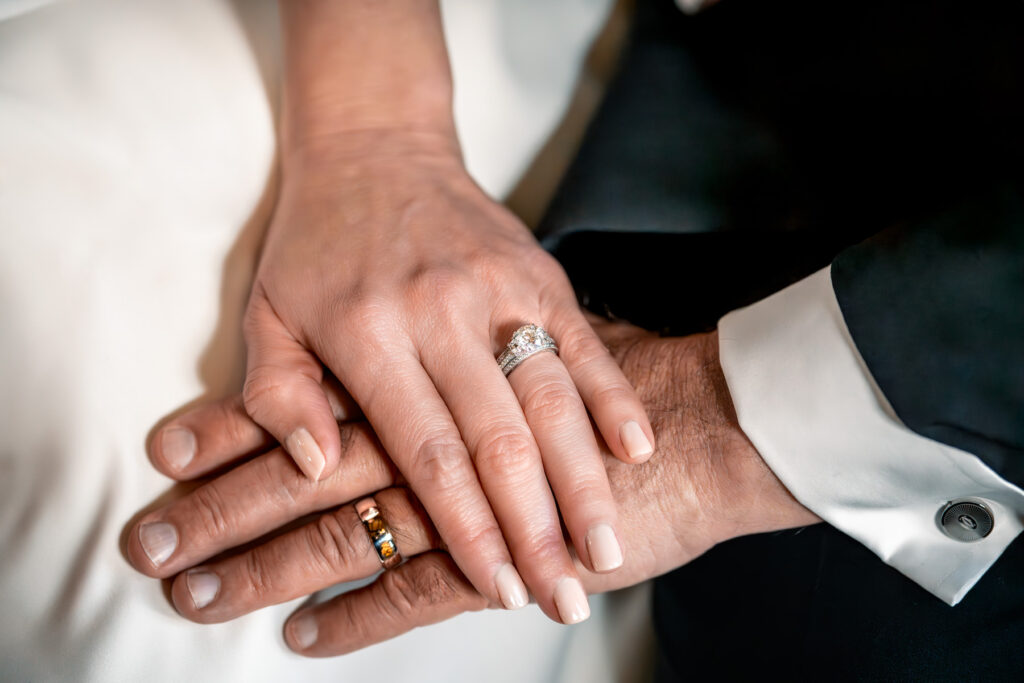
left=355, top=497, right=402, bottom=570
left=497, top=324, right=558, bottom=377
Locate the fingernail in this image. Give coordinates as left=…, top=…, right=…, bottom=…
left=185, top=570, right=220, bottom=609
left=554, top=577, right=590, bottom=624
left=161, top=426, right=196, bottom=471
left=495, top=563, right=529, bottom=610
left=285, top=427, right=326, bottom=481
left=586, top=524, right=624, bottom=572
left=290, top=612, right=318, bottom=650
left=619, top=420, right=653, bottom=461
left=139, top=522, right=177, bottom=566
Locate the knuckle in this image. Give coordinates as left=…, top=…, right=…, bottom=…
left=337, top=597, right=373, bottom=649
left=407, top=559, right=463, bottom=606
left=189, top=485, right=231, bottom=539
left=588, top=381, right=636, bottom=408
left=215, top=397, right=255, bottom=450
left=458, top=519, right=505, bottom=560
left=566, top=475, right=610, bottom=504
left=523, top=246, right=563, bottom=278
left=378, top=567, right=421, bottom=616
left=242, top=366, right=288, bottom=416
left=379, top=560, right=462, bottom=616
left=516, top=532, right=570, bottom=567
left=560, top=459, right=610, bottom=498
left=430, top=555, right=490, bottom=611
left=306, top=510, right=366, bottom=574
left=521, top=381, right=580, bottom=423
left=408, top=437, right=471, bottom=493
left=473, top=429, right=537, bottom=481
left=529, top=252, right=573, bottom=301
left=331, top=293, right=397, bottom=350
left=466, top=246, right=504, bottom=279
left=406, top=267, right=475, bottom=324
left=243, top=548, right=276, bottom=599
left=410, top=267, right=471, bottom=300
left=558, top=328, right=609, bottom=368
left=250, top=456, right=301, bottom=509
left=338, top=294, right=388, bottom=330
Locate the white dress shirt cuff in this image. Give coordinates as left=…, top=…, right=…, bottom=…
left=717, top=266, right=1024, bottom=605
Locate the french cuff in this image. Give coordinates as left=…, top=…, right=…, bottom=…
left=717, top=266, right=1024, bottom=606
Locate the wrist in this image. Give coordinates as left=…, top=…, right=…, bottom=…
left=281, top=126, right=464, bottom=177
left=695, top=330, right=821, bottom=543
left=278, top=0, right=458, bottom=166
left=645, top=331, right=818, bottom=552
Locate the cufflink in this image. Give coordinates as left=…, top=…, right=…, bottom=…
left=938, top=500, right=994, bottom=542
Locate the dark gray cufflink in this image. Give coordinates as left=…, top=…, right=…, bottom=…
left=938, top=500, right=994, bottom=542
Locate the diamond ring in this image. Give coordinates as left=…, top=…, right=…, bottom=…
left=497, top=324, right=558, bottom=377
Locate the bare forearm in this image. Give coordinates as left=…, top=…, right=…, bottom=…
left=278, top=0, right=458, bottom=159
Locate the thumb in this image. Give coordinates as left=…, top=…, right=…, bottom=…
left=242, top=290, right=341, bottom=481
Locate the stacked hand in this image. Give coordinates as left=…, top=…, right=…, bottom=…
left=208, top=0, right=658, bottom=625
left=130, top=319, right=818, bottom=656
left=233, top=132, right=656, bottom=622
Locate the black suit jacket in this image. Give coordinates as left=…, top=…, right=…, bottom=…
left=537, top=0, right=1024, bottom=679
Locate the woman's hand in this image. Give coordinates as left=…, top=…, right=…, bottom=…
left=245, top=133, right=653, bottom=624
left=234, top=0, right=656, bottom=624
left=133, top=321, right=818, bottom=654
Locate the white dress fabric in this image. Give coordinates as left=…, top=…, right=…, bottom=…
left=0, top=1, right=654, bottom=681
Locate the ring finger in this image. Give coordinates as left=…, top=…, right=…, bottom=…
left=422, top=333, right=584, bottom=624
left=502, top=324, right=625, bottom=577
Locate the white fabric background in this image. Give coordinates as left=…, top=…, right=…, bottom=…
left=0, top=1, right=653, bottom=680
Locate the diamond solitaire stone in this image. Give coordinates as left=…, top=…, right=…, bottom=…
left=497, top=324, right=558, bottom=377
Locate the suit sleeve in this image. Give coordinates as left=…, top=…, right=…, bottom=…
left=718, top=182, right=1024, bottom=605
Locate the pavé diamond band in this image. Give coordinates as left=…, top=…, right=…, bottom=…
left=355, top=497, right=402, bottom=570
left=497, top=324, right=558, bottom=377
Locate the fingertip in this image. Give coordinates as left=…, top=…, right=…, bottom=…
left=286, top=611, right=319, bottom=653
left=149, top=395, right=274, bottom=479
left=618, top=420, right=654, bottom=463
left=152, top=424, right=197, bottom=476
left=284, top=427, right=330, bottom=481
left=126, top=518, right=178, bottom=578
left=553, top=577, right=590, bottom=625
left=585, top=523, right=624, bottom=573
left=494, top=563, right=529, bottom=610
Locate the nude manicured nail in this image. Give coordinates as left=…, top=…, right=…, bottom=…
left=290, top=613, right=319, bottom=650
left=161, top=426, right=196, bottom=471
left=586, top=524, right=624, bottom=572
left=139, top=522, right=177, bottom=566
left=285, top=427, right=326, bottom=480
left=185, top=570, right=220, bottom=609
left=619, top=420, right=654, bottom=461
left=553, top=577, right=590, bottom=624
left=495, top=563, right=529, bottom=610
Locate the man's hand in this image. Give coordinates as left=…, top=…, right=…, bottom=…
left=128, top=319, right=818, bottom=655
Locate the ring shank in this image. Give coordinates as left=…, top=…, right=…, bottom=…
left=498, top=344, right=558, bottom=376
